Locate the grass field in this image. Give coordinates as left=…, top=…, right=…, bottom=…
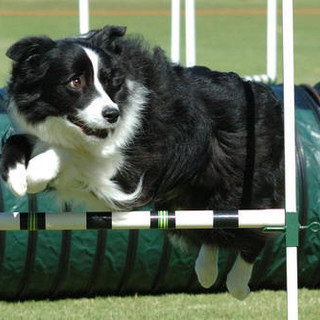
left=0, top=289, right=319, bottom=320
left=0, top=0, right=320, bottom=86
left=0, top=1, right=319, bottom=319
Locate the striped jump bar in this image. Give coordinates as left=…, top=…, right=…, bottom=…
left=0, top=209, right=285, bottom=231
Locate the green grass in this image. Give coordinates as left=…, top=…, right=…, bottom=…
left=0, top=0, right=320, bottom=86
left=0, top=289, right=319, bottom=320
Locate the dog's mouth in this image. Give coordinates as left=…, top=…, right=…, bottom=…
left=67, top=115, right=111, bottom=139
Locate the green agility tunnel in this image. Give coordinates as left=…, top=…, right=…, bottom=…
left=0, top=84, right=319, bottom=300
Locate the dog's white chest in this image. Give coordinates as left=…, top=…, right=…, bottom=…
left=51, top=150, right=125, bottom=210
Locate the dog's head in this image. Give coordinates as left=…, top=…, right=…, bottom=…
left=6, top=26, right=147, bottom=152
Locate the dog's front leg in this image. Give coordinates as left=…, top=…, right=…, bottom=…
left=1, top=135, right=61, bottom=196
left=1, top=134, right=33, bottom=196
left=25, top=142, right=61, bottom=194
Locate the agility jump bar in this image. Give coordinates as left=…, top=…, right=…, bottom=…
left=0, top=209, right=285, bottom=231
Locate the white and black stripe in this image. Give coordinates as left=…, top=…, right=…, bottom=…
left=0, top=209, right=285, bottom=231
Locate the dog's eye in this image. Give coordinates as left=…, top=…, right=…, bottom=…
left=69, top=74, right=86, bottom=89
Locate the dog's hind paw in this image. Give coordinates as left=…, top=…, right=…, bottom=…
left=6, top=162, right=28, bottom=197
left=195, top=260, right=218, bottom=289
left=226, top=278, right=251, bottom=301
left=226, top=253, right=253, bottom=300
left=194, top=244, right=219, bottom=289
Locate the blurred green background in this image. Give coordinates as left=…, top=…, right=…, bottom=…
left=0, top=1, right=319, bottom=86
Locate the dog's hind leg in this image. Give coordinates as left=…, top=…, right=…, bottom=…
left=226, top=252, right=253, bottom=300
left=195, top=244, right=219, bottom=289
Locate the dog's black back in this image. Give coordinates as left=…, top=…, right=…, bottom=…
left=108, top=40, right=284, bottom=261
left=112, top=45, right=284, bottom=211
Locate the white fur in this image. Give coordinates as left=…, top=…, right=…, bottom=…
left=112, top=79, right=148, bottom=150
left=79, top=48, right=120, bottom=129
left=26, top=147, right=61, bottom=194
left=7, top=162, right=27, bottom=197
left=7, top=46, right=149, bottom=210
left=226, top=253, right=253, bottom=300
left=48, top=146, right=143, bottom=210
left=195, top=244, right=219, bottom=289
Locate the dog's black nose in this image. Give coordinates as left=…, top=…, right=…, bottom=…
left=102, top=107, right=120, bottom=124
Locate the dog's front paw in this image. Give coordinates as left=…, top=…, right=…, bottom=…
left=6, top=162, right=28, bottom=197
left=1, top=134, right=33, bottom=197
left=26, top=149, right=61, bottom=194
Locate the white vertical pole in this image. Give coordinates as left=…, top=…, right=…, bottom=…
left=282, top=0, right=298, bottom=319
left=282, top=1, right=296, bottom=236
left=185, top=0, right=196, bottom=67
left=171, top=0, right=181, bottom=64
left=79, top=0, right=90, bottom=34
left=267, top=0, right=278, bottom=82
left=287, top=247, right=298, bottom=320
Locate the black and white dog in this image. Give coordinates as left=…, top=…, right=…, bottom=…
left=1, top=26, right=284, bottom=299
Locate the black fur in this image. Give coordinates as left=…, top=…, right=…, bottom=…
left=0, top=135, right=33, bottom=181
left=2, top=25, right=284, bottom=266
left=112, top=41, right=284, bottom=261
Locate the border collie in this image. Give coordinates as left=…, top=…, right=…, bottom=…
left=1, top=25, right=284, bottom=300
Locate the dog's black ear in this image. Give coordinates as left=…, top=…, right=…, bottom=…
left=6, top=36, right=55, bottom=63
left=87, top=25, right=127, bottom=52
left=101, top=25, right=127, bottom=41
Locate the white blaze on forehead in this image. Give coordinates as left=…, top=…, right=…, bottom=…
left=77, top=47, right=119, bottom=128
left=83, top=47, right=112, bottom=99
